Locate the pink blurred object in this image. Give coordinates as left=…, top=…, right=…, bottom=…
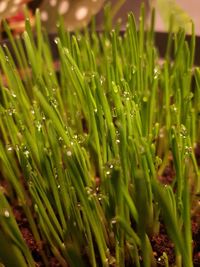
left=0, top=0, right=33, bottom=33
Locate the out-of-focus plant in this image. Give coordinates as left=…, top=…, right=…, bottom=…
left=155, top=0, right=192, bottom=32
left=0, top=0, right=30, bottom=20
left=0, top=0, right=192, bottom=33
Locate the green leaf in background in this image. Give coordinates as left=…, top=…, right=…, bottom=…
left=156, top=0, right=192, bottom=32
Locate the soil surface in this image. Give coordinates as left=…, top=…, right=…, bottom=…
left=12, top=203, right=200, bottom=267
left=13, top=205, right=60, bottom=267
left=1, top=144, right=200, bottom=266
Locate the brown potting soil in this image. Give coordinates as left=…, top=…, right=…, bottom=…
left=11, top=195, right=200, bottom=265
left=13, top=205, right=60, bottom=267
left=12, top=204, right=200, bottom=267
left=1, top=144, right=200, bottom=266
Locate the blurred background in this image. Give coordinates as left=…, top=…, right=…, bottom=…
left=0, top=0, right=199, bottom=36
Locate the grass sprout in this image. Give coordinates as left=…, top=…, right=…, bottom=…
left=0, top=7, right=199, bottom=267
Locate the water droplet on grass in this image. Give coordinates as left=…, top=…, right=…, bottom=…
left=85, top=187, right=93, bottom=195
left=23, top=147, right=30, bottom=158
left=105, top=40, right=110, bottom=47
left=142, top=96, right=148, bottom=102
left=180, top=124, right=187, bottom=139
left=67, top=150, right=72, bottom=157
left=36, top=121, right=42, bottom=131
left=4, top=210, right=10, bottom=218
left=7, top=145, right=13, bottom=151
left=11, top=92, right=17, bottom=98
left=58, top=137, right=63, bottom=142
left=7, top=107, right=16, bottom=116
left=112, top=82, right=119, bottom=93
left=111, top=219, right=117, bottom=224
left=154, top=67, right=160, bottom=79
left=61, top=243, right=66, bottom=248
left=139, top=146, right=145, bottom=154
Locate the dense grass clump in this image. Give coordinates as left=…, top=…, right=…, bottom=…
left=0, top=9, right=199, bottom=267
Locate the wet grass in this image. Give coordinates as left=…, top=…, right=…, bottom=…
left=0, top=8, right=200, bottom=267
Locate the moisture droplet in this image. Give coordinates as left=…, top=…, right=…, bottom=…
left=139, top=146, right=145, bottom=154
left=131, top=65, right=136, bottom=75
left=7, top=145, right=13, bottom=151
left=4, top=210, right=10, bottom=218
left=34, top=204, right=38, bottom=212
left=185, top=146, right=192, bottom=156
left=85, top=187, right=93, bottom=195
left=100, top=75, right=106, bottom=85
left=154, top=67, right=160, bottom=79
left=112, top=82, right=119, bottom=93
left=180, top=124, right=187, bottom=139
left=105, top=40, right=110, bottom=47
left=170, top=104, right=177, bottom=112
left=142, top=96, right=148, bottom=102
left=36, top=121, right=42, bottom=131
left=61, top=243, right=66, bottom=248
left=50, top=98, right=58, bottom=108
left=77, top=203, right=81, bottom=209
left=116, top=139, right=120, bottom=144
left=24, top=150, right=30, bottom=158
left=111, top=218, right=117, bottom=224
left=58, top=137, right=63, bottom=142
left=7, top=107, right=16, bottom=116
left=104, top=258, right=109, bottom=264
left=11, top=92, right=17, bottom=98
left=67, top=150, right=72, bottom=157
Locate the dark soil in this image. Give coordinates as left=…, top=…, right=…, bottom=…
left=192, top=218, right=200, bottom=267
left=151, top=223, right=175, bottom=266
left=195, top=143, right=200, bottom=167
left=10, top=193, right=200, bottom=266
left=13, top=205, right=60, bottom=267
left=150, top=218, right=200, bottom=267
left=1, top=144, right=200, bottom=266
